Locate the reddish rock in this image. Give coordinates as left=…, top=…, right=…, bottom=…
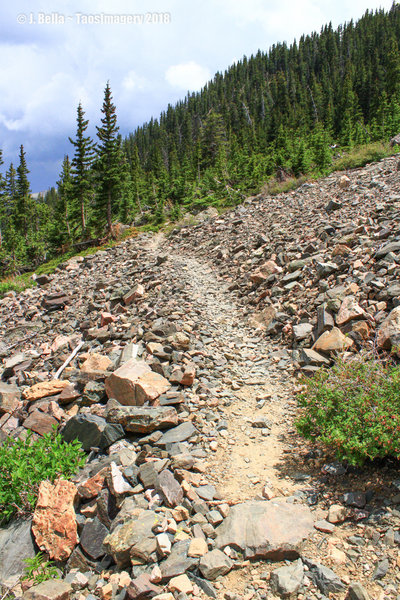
left=0, top=381, right=21, bottom=415
left=23, top=580, right=72, bottom=600
left=313, top=327, right=353, bottom=353
left=23, top=380, right=70, bottom=401
left=100, top=312, right=115, bottom=327
left=23, top=410, right=59, bottom=436
left=124, top=284, right=145, bottom=305
left=32, top=479, right=78, bottom=561
left=126, top=574, right=162, bottom=600
left=105, top=359, right=171, bottom=406
left=77, top=468, right=108, bottom=500
left=250, top=260, right=282, bottom=284
left=377, top=306, right=400, bottom=351
left=80, top=353, right=113, bottom=374
left=58, top=385, right=81, bottom=404
left=336, top=296, right=365, bottom=326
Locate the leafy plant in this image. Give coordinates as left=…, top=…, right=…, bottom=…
left=295, top=352, right=400, bottom=465
left=0, top=429, right=85, bottom=524
left=22, top=553, right=59, bottom=584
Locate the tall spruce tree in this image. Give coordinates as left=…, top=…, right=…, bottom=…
left=69, top=103, right=95, bottom=235
left=56, top=156, right=73, bottom=240
left=95, top=82, right=124, bottom=234
left=15, top=145, right=31, bottom=240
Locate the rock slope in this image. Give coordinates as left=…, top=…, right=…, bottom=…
left=1, top=155, right=400, bottom=600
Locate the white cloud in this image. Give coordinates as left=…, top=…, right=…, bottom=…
left=165, top=61, right=211, bottom=91
left=122, top=70, right=147, bottom=91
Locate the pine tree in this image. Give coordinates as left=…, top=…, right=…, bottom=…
left=14, top=145, right=31, bottom=239
left=95, top=82, right=124, bottom=235
left=69, top=103, right=95, bottom=235
left=55, top=156, right=73, bottom=240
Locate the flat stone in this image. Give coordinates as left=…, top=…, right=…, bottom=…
left=375, top=241, right=400, bottom=258
left=199, top=549, right=233, bottom=580
left=80, top=353, right=113, bottom=374
left=155, top=470, right=183, bottom=507
left=168, top=574, right=193, bottom=594
left=80, top=517, right=108, bottom=560
left=293, top=323, right=313, bottom=340
left=270, top=558, right=304, bottom=598
left=314, top=520, right=336, bottom=533
left=188, top=537, right=208, bottom=557
left=23, top=380, right=69, bottom=401
left=298, top=348, right=330, bottom=367
left=106, top=400, right=178, bottom=433
left=303, top=557, right=345, bottom=594
left=0, top=519, right=36, bottom=587
left=156, top=422, right=196, bottom=446
left=347, top=582, right=371, bottom=600
left=23, top=580, right=72, bottom=600
left=126, top=573, right=162, bottom=600
left=32, top=479, right=78, bottom=561
left=23, top=410, right=59, bottom=436
left=215, top=501, right=314, bottom=560
left=62, top=414, right=124, bottom=451
left=160, top=540, right=197, bottom=579
left=0, top=381, right=21, bottom=415
left=105, top=358, right=171, bottom=406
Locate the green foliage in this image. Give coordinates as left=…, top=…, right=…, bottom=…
left=0, top=430, right=85, bottom=524
left=22, top=553, right=59, bottom=584
left=333, top=141, right=393, bottom=170
left=295, top=353, right=400, bottom=465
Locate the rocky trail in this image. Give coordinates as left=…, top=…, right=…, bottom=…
left=1, top=157, right=400, bottom=600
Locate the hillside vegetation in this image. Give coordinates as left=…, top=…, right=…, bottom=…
left=1, top=5, right=400, bottom=274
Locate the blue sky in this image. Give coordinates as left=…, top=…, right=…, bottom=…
left=0, top=0, right=394, bottom=191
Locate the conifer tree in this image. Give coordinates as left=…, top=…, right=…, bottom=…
left=95, top=82, right=124, bottom=234
left=0, top=150, right=5, bottom=247
left=56, top=156, right=73, bottom=239
left=14, top=145, right=31, bottom=239
left=69, top=103, right=95, bottom=235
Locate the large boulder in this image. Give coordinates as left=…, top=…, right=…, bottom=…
left=32, top=479, right=78, bottom=561
left=313, top=327, right=353, bottom=353
left=215, top=501, right=313, bottom=560
left=105, top=359, right=171, bottom=406
left=61, top=414, right=124, bottom=451
left=0, top=519, right=36, bottom=587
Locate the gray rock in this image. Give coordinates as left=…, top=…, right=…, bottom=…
left=293, top=323, right=313, bottom=341
left=372, top=557, right=389, bottom=580
left=303, top=557, right=345, bottom=594
left=160, top=540, right=198, bottom=579
left=0, top=381, right=21, bottom=414
left=215, top=501, right=314, bottom=559
left=106, top=401, right=178, bottom=433
left=103, top=510, right=157, bottom=568
left=0, top=519, right=36, bottom=587
left=80, top=517, right=109, bottom=560
left=343, top=492, right=366, bottom=508
left=270, top=558, right=304, bottom=598
left=375, top=241, right=400, bottom=258
left=156, top=421, right=196, bottom=446
left=188, top=574, right=217, bottom=599
left=62, top=414, right=125, bottom=452
left=155, top=469, right=183, bottom=507
left=199, top=549, right=233, bottom=580
left=346, top=582, right=371, bottom=600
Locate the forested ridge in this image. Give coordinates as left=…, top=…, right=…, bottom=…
left=2, top=4, right=400, bottom=274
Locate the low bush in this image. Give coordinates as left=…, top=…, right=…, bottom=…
left=295, top=353, right=400, bottom=465
left=0, top=430, right=85, bottom=524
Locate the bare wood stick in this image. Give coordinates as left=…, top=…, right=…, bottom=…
left=54, top=340, right=84, bottom=379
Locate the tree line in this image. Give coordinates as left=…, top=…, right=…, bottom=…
left=1, top=4, right=400, bottom=274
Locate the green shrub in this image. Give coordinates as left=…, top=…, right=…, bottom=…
left=22, top=553, right=59, bottom=584
left=0, top=430, right=85, bottom=524
left=295, top=353, right=400, bottom=465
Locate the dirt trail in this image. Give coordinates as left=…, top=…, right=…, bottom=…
left=145, top=233, right=303, bottom=502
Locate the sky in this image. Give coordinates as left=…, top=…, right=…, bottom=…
left=0, top=0, right=394, bottom=192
